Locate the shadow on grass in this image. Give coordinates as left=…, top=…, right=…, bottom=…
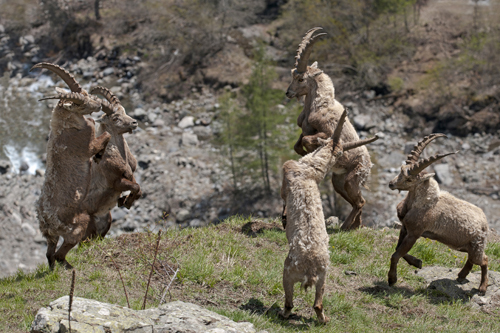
left=239, top=298, right=316, bottom=330
left=360, top=279, right=473, bottom=306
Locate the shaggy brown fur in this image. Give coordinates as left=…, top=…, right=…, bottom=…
left=388, top=134, right=489, bottom=294
left=286, top=28, right=373, bottom=230
left=280, top=110, right=379, bottom=323
left=83, top=86, right=141, bottom=238
left=32, top=63, right=111, bottom=269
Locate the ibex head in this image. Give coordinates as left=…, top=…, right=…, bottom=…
left=389, top=134, right=456, bottom=191
left=31, top=62, right=102, bottom=114
left=90, top=86, right=138, bottom=134
left=286, top=27, right=326, bottom=99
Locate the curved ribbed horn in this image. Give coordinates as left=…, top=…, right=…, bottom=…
left=343, top=135, right=380, bottom=152
left=331, top=109, right=347, bottom=143
left=90, top=86, right=121, bottom=106
left=405, top=133, right=447, bottom=165
left=408, top=151, right=457, bottom=176
left=295, top=27, right=327, bottom=73
left=98, top=98, right=114, bottom=115
left=30, top=62, right=82, bottom=93
left=38, top=92, right=87, bottom=105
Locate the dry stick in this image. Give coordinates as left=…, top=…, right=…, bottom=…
left=142, top=230, right=162, bottom=310
left=68, top=270, right=75, bottom=333
left=159, top=267, right=179, bottom=305
left=96, top=244, right=130, bottom=308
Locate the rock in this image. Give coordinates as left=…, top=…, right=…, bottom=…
left=31, top=297, right=263, bottom=333
left=462, top=142, right=471, bottom=150
left=433, top=163, right=453, bottom=186
left=0, top=159, right=10, bottom=174
left=35, top=169, right=45, bottom=177
left=181, top=132, right=199, bottom=146
left=415, top=266, right=500, bottom=310
left=132, top=108, right=147, bottom=121
left=189, top=218, right=204, bottom=227
left=0, top=24, right=4, bottom=34
left=404, top=142, right=417, bottom=155
left=176, top=209, right=191, bottom=222
left=102, top=67, right=115, bottom=76
left=193, top=126, right=212, bottom=140
left=21, top=223, right=37, bottom=237
left=24, top=35, right=35, bottom=44
left=353, top=114, right=376, bottom=130
left=152, top=119, right=165, bottom=127
left=178, top=116, right=195, bottom=129
left=325, top=216, right=339, bottom=226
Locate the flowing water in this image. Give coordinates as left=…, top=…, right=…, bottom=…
left=0, top=71, right=55, bottom=174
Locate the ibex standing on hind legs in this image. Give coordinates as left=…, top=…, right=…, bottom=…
left=285, top=27, right=374, bottom=231
left=388, top=134, right=489, bottom=295
left=83, top=86, right=141, bottom=238
left=32, top=63, right=111, bottom=269
left=280, top=109, right=379, bottom=323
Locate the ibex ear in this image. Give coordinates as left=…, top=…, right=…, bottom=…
left=317, top=137, right=328, bottom=146
left=418, top=173, right=435, bottom=183
left=311, top=61, right=318, bottom=68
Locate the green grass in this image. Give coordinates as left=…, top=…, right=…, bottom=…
left=1, top=216, right=499, bottom=332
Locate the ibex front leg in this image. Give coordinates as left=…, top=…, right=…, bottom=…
left=388, top=234, right=419, bottom=286
left=115, top=177, right=142, bottom=209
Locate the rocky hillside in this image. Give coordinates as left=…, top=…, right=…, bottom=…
left=0, top=0, right=499, bottom=278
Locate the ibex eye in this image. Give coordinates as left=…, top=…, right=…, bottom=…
left=298, top=78, right=304, bottom=82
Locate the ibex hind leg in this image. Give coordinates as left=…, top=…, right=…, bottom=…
left=46, top=236, right=58, bottom=270
left=331, top=173, right=362, bottom=231
left=313, top=273, right=329, bottom=324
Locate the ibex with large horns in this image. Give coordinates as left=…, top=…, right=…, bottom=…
left=285, top=27, right=374, bottom=230
left=32, top=63, right=111, bottom=269
left=83, top=86, right=141, bottom=238
left=388, top=134, right=489, bottom=295
left=280, top=109, right=379, bottom=323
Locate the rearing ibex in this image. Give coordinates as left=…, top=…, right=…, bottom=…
left=83, top=86, right=141, bottom=238
left=285, top=27, right=374, bottom=230
left=32, top=62, right=111, bottom=269
left=281, top=109, right=379, bottom=323
left=388, top=134, right=489, bottom=295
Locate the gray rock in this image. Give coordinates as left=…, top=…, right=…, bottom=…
left=0, top=24, right=4, bottom=34
left=21, top=223, right=37, bottom=237
left=152, top=119, right=165, bottom=127
left=31, top=297, right=262, bottom=333
left=132, top=108, right=147, bottom=121
left=181, top=132, right=199, bottom=146
left=102, top=67, right=115, bottom=76
left=24, top=35, right=35, bottom=44
left=415, top=266, right=500, bottom=310
left=433, top=163, right=453, bottom=186
left=353, top=114, right=376, bottom=130
left=325, top=216, right=339, bottom=226
left=178, top=116, right=195, bottom=129
left=176, top=209, right=191, bottom=222
left=193, top=126, right=212, bottom=140
left=404, top=142, right=417, bottom=155
left=189, top=219, right=204, bottom=227
left=0, top=159, right=10, bottom=174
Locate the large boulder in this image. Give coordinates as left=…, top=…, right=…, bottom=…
left=31, top=297, right=267, bottom=333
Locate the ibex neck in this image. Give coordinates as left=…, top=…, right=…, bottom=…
left=411, top=177, right=441, bottom=206
left=305, top=74, right=336, bottom=113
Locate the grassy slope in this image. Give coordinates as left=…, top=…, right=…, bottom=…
left=1, top=216, right=500, bottom=332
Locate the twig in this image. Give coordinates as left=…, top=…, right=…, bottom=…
left=142, top=230, right=162, bottom=310
left=96, top=245, right=130, bottom=308
left=68, top=270, right=75, bottom=333
left=159, top=268, right=179, bottom=305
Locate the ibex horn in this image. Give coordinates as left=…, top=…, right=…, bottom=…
left=295, top=27, right=327, bottom=73
left=405, top=133, right=447, bottom=165
left=408, top=151, right=457, bottom=176
left=30, top=63, right=83, bottom=93
left=90, top=86, right=121, bottom=106
left=343, top=135, right=380, bottom=152
left=38, top=92, right=88, bottom=105
left=331, top=109, right=347, bottom=143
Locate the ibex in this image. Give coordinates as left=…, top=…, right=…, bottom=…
left=32, top=63, right=111, bottom=269
left=84, top=86, right=141, bottom=238
left=388, top=134, right=489, bottom=295
left=285, top=27, right=374, bottom=230
left=281, top=110, right=379, bottom=323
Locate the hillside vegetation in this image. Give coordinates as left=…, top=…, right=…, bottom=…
left=1, top=216, right=500, bottom=332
